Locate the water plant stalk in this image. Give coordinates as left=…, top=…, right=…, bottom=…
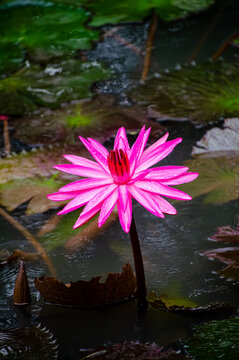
left=129, top=215, right=147, bottom=307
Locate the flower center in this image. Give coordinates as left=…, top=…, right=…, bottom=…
left=108, top=149, right=130, bottom=184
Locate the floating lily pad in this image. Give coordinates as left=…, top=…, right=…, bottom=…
left=130, top=62, right=239, bottom=125
left=0, top=324, right=58, bottom=359
left=0, top=60, right=111, bottom=115
left=181, top=154, right=239, bottom=204
left=83, top=0, right=214, bottom=26
left=0, top=1, right=98, bottom=67
left=184, top=316, right=239, bottom=360
left=147, top=291, right=234, bottom=318
left=35, top=263, right=137, bottom=307
left=192, top=118, right=239, bottom=155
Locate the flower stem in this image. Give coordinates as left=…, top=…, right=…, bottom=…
left=129, top=215, right=147, bottom=307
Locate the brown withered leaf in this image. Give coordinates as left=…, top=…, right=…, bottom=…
left=202, top=247, right=239, bottom=281
left=13, top=261, right=31, bottom=306
left=35, top=263, right=137, bottom=307
left=210, top=215, right=239, bottom=244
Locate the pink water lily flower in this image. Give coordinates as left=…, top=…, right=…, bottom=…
left=48, top=126, right=198, bottom=233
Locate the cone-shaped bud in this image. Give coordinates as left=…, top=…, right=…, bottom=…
left=13, top=261, right=31, bottom=306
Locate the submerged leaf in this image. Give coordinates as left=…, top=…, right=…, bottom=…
left=184, top=316, right=239, bottom=360
left=210, top=216, right=239, bottom=244
left=130, top=62, right=239, bottom=125
left=35, top=264, right=137, bottom=307
left=181, top=154, right=239, bottom=204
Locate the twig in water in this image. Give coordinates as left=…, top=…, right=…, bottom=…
left=141, top=11, right=158, bottom=81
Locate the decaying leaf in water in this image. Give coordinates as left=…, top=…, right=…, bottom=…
left=210, top=215, right=239, bottom=244
left=202, top=247, right=239, bottom=281
left=0, top=323, right=58, bottom=359
left=35, top=264, right=137, bottom=307
left=6, top=250, right=40, bottom=264
left=181, top=154, right=239, bottom=204
left=13, top=261, right=31, bottom=306
left=147, top=291, right=234, bottom=318
left=80, top=341, right=191, bottom=360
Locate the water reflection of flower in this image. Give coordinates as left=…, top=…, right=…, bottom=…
left=48, top=126, right=198, bottom=233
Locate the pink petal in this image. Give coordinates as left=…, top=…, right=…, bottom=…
left=117, top=195, right=132, bottom=233
left=154, top=195, right=177, bottom=215
left=118, top=184, right=129, bottom=212
left=98, top=188, right=118, bottom=227
left=87, top=138, right=109, bottom=159
left=136, top=138, right=182, bottom=173
left=140, top=132, right=169, bottom=162
left=145, top=166, right=189, bottom=180
left=160, top=172, right=199, bottom=185
left=129, top=125, right=145, bottom=164
left=134, top=180, right=192, bottom=200
left=57, top=186, right=106, bottom=215
left=128, top=185, right=164, bottom=217
left=114, top=127, right=130, bottom=154
left=47, top=191, right=79, bottom=201
left=54, top=164, right=109, bottom=178
left=79, top=184, right=118, bottom=218
left=59, top=178, right=113, bottom=192
left=63, top=155, right=100, bottom=169
left=79, top=136, right=110, bottom=174
left=73, top=203, right=102, bottom=229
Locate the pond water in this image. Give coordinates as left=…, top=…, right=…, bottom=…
left=1, top=0, right=239, bottom=359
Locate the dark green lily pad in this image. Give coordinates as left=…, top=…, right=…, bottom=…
left=130, top=61, right=239, bottom=125
left=184, top=316, right=239, bottom=360
left=83, top=0, right=214, bottom=26
left=0, top=60, right=111, bottom=115
left=181, top=154, right=239, bottom=204
left=0, top=1, right=98, bottom=67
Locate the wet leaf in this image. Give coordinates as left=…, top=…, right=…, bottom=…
left=0, top=324, right=58, bottom=359
left=147, top=291, right=234, bottom=318
left=192, top=118, right=239, bottom=155
left=181, top=154, right=239, bottom=204
left=0, top=60, right=111, bottom=115
left=202, top=247, right=239, bottom=281
left=130, top=61, right=239, bottom=125
left=83, top=0, right=214, bottom=26
left=13, top=261, right=31, bottom=306
left=35, top=263, right=137, bottom=307
left=184, top=316, right=239, bottom=360
left=0, top=2, right=98, bottom=67
left=80, top=341, right=190, bottom=360
left=210, top=216, right=239, bottom=244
